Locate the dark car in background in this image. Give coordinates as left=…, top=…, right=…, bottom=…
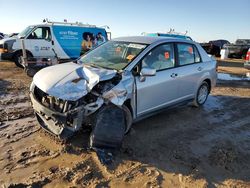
left=200, top=40, right=230, bottom=57
left=223, top=39, right=250, bottom=59
left=8, top=33, right=19, bottom=38
left=0, top=32, right=4, bottom=40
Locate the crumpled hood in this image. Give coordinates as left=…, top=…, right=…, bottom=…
left=33, top=62, right=117, bottom=101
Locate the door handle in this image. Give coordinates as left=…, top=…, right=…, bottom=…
left=51, top=40, right=54, bottom=45
left=197, top=67, right=203, bottom=71
left=171, top=73, right=178, bottom=78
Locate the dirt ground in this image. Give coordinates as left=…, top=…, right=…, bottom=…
left=0, top=61, right=250, bottom=188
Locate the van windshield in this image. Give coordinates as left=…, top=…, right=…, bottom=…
left=18, top=26, right=34, bottom=38
left=79, top=41, right=147, bottom=70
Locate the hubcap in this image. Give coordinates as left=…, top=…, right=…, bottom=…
left=18, top=56, right=23, bottom=64
left=198, top=85, right=208, bottom=104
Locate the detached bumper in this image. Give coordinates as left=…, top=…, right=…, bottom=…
left=30, top=93, right=84, bottom=137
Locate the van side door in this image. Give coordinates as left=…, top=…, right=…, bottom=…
left=26, top=27, right=54, bottom=57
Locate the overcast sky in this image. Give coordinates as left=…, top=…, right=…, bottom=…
left=1, top=0, right=249, bottom=42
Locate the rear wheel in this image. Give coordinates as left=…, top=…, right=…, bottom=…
left=25, top=68, right=38, bottom=77
left=89, top=105, right=126, bottom=149
left=241, top=49, right=248, bottom=59
left=193, top=81, right=209, bottom=107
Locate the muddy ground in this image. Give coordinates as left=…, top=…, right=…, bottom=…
left=0, top=61, right=250, bottom=188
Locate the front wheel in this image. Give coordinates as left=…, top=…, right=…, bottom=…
left=14, top=51, right=24, bottom=68
left=13, top=51, right=32, bottom=68
left=193, top=81, right=209, bottom=107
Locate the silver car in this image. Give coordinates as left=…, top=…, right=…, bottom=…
left=30, top=36, right=217, bottom=148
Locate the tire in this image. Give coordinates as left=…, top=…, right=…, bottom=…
left=25, top=68, right=37, bottom=77
left=13, top=51, right=24, bottom=68
left=193, top=81, right=209, bottom=107
left=13, top=51, right=32, bottom=68
left=89, top=105, right=126, bottom=149
left=122, top=105, right=133, bottom=134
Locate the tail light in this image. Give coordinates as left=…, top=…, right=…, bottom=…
left=246, top=51, right=250, bottom=61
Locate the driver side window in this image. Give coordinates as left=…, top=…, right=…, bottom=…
left=141, top=43, right=175, bottom=71
left=27, top=27, right=51, bottom=40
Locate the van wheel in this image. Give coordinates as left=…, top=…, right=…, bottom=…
left=89, top=105, right=126, bottom=149
left=14, top=51, right=24, bottom=68
left=25, top=68, right=37, bottom=77
left=14, top=51, right=32, bottom=68
left=193, top=81, right=209, bottom=107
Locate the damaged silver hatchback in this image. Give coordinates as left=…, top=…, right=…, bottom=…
left=30, top=36, right=217, bottom=148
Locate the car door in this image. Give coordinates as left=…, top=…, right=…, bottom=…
left=135, top=43, right=182, bottom=116
left=174, top=43, right=205, bottom=99
left=26, top=27, right=54, bottom=57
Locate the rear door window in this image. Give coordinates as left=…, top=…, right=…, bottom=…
left=177, top=43, right=201, bottom=66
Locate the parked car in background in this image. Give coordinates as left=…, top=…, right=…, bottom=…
left=0, top=19, right=109, bottom=67
left=30, top=36, right=217, bottom=149
left=0, top=32, right=4, bottom=40
left=8, top=33, right=19, bottom=38
left=200, top=39, right=230, bottom=57
left=244, top=48, right=250, bottom=69
left=223, top=39, right=250, bottom=59
left=144, top=32, right=193, bottom=40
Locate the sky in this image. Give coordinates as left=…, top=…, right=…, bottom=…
left=0, top=0, right=249, bottom=42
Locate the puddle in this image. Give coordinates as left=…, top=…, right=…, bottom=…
left=203, top=96, right=232, bottom=124
left=217, top=73, right=250, bottom=81
left=203, top=96, right=223, bottom=112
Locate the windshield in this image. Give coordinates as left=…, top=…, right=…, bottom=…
left=79, top=41, right=147, bottom=70
left=18, top=26, right=34, bottom=38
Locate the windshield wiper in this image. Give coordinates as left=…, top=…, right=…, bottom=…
left=88, top=63, right=102, bottom=68
left=88, top=63, right=115, bottom=70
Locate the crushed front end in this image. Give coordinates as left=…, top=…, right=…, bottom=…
left=30, top=84, right=103, bottom=138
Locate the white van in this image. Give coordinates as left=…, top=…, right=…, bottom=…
left=0, top=20, right=109, bottom=67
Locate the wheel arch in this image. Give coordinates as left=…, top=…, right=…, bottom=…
left=203, top=78, right=211, bottom=93
left=124, top=99, right=133, bottom=116
left=123, top=99, right=134, bottom=133
left=13, top=49, right=33, bottom=59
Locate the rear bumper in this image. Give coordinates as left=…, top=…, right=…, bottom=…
left=0, top=52, right=14, bottom=61
left=244, top=61, right=250, bottom=69
left=30, top=92, right=85, bottom=138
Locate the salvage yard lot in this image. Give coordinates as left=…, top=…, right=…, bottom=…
left=0, top=61, right=250, bottom=187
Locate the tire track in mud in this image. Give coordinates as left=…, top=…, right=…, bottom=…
left=0, top=93, right=34, bottom=122
left=0, top=118, right=39, bottom=148
left=108, top=163, right=164, bottom=187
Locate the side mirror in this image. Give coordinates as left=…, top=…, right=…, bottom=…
left=139, top=67, right=156, bottom=82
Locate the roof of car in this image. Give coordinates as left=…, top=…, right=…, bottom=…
left=113, top=36, right=193, bottom=45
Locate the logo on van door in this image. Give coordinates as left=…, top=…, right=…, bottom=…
left=34, top=46, right=39, bottom=52
left=40, top=47, right=50, bottom=51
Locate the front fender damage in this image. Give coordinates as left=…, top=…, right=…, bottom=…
left=102, top=71, right=133, bottom=106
